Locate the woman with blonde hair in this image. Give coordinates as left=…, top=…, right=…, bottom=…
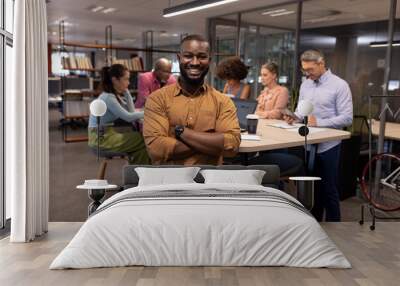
left=255, top=62, right=289, bottom=119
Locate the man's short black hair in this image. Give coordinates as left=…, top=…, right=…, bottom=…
left=180, top=34, right=208, bottom=46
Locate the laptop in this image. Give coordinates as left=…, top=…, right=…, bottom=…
left=231, top=98, right=258, bottom=130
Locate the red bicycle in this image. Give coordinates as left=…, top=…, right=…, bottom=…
left=360, top=153, right=400, bottom=230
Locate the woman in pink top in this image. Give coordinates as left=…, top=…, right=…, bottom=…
left=255, top=62, right=289, bottom=119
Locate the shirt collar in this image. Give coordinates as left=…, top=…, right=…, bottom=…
left=173, top=78, right=208, bottom=97
left=316, top=69, right=331, bottom=84
left=152, top=72, right=160, bottom=85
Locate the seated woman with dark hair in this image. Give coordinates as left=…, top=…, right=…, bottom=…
left=216, top=56, right=251, bottom=100
left=255, top=62, right=289, bottom=119
left=88, top=64, right=151, bottom=164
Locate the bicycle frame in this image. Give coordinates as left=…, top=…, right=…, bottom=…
left=380, top=165, right=400, bottom=190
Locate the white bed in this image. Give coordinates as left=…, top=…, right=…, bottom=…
left=50, top=183, right=351, bottom=269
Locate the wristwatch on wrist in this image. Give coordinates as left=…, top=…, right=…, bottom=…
left=175, top=125, right=185, bottom=139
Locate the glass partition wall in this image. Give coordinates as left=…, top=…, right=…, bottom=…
left=301, top=0, right=397, bottom=121
left=208, top=0, right=399, bottom=112
left=208, top=2, right=298, bottom=99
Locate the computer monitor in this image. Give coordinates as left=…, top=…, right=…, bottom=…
left=231, top=98, right=258, bottom=129
left=48, top=77, right=62, bottom=96
left=62, top=76, right=91, bottom=90
left=388, top=80, right=399, bottom=91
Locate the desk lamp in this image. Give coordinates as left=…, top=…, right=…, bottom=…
left=297, top=100, right=314, bottom=168
left=89, top=99, right=107, bottom=162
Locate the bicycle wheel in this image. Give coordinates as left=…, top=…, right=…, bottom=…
left=361, top=153, right=400, bottom=212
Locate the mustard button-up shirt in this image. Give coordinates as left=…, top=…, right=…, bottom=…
left=143, top=82, right=241, bottom=165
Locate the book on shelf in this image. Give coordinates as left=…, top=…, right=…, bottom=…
left=112, top=57, right=144, bottom=72
left=62, top=55, right=94, bottom=70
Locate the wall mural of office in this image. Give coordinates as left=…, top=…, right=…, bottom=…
left=45, top=0, right=400, bottom=222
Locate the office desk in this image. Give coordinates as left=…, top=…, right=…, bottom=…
left=239, top=119, right=351, bottom=153
left=371, top=119, right=400, bottom=155
left=371, top=120, right=400, bottom=141
left=238, top=119, right=351, bottom=169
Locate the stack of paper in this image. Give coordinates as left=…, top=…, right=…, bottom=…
left=241, top=134, right=261, bottom=141
left=267, top=122, right=303, bottom=129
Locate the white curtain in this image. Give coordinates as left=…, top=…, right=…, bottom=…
left=7, top=0, right=49, bottom=242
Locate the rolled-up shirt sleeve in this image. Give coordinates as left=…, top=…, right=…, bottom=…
left=216, top=97, right=241, bottom=157
left=143, top=91, right=177, bottom=164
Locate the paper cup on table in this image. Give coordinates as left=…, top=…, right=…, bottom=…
left=246, top=114, right=259, bottom=134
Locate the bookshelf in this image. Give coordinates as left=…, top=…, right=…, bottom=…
left=53, top=41, right=178, bottom=143
left=62, top=67, right=100, bottom=72
left=62, top=55, right=93, bottom=70
left=61, top=55, right=146, bottom=73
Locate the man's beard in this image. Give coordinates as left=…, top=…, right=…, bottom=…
left=179, top=63, right=209, bottom=86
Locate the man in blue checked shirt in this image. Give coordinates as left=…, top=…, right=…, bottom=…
left=285, top=49, right=353, bottom=222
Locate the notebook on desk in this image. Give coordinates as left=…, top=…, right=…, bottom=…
left=231, top=98, right=258, bottom=130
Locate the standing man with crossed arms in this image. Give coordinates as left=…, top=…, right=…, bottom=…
left=143, top=34, right=241, bottom=165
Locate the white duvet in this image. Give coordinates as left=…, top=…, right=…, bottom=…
left=50, top=183, right=351, bottom=269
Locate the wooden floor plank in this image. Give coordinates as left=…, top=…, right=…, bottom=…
left=0, top=222, right=399, bottom=286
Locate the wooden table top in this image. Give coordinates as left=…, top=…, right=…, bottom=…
left=371, top=119, right=400, bottom=141
left=239, top=119, right=351, bottom=153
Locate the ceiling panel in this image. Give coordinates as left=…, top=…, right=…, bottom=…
left=47, top=0, right=400, bottom=47
left=46, top=0, right=283, bottom=47
left=219, top=0, right=400, bottom=33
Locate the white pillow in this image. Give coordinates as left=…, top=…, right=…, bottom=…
left=135, top=167, right=201, bottom=186
left=200, top=169, right=266, bottom=185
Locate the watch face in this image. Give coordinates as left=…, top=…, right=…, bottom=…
left=175, top=125, right=184, bottom=138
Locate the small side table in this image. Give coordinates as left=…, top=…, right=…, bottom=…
left=77, top=182, right=118, bottom=216
left=289, top=176, right=321, bottom=211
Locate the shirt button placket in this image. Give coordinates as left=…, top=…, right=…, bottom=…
left=188, top=97, right=195, bottom=127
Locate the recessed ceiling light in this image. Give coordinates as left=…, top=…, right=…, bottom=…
left=262, top=9, right=286, bottom=15
left=123, top=38, right=136, bottom=42
left=369, top=41, right=400, bottom=48
left=270, top=10, right=295, bottom=17
left=91, top=6, right=104, bottom=12
left=102, top=7, right=117, bottom=14
left=163, top=0, right=239, bottom=18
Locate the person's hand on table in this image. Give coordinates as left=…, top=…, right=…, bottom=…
left=283, top=114, right=296, bottom=125
left=308, top=115, right=317, bottom=127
